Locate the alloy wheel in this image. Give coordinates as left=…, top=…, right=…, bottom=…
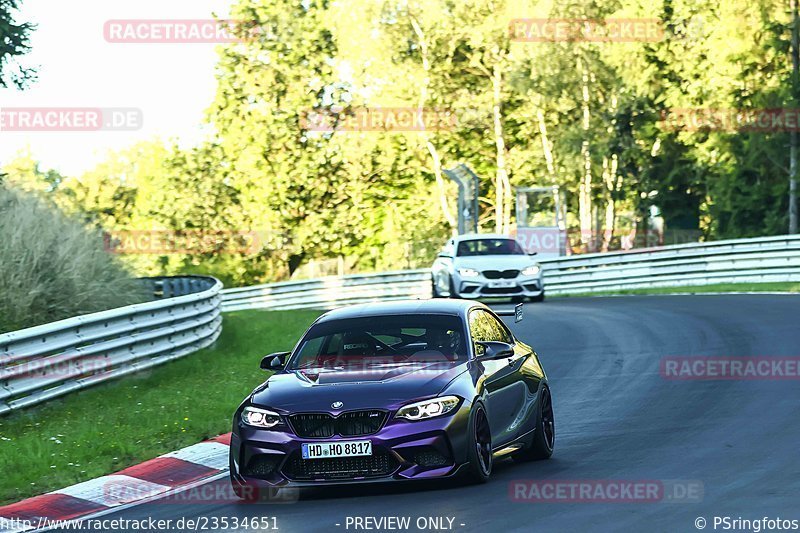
left=474, top=408, right=492, bottom=475
left=541, top=388, right=555, bottom=451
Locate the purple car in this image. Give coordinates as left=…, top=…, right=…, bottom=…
left=229, top=299, right=554, bottom=495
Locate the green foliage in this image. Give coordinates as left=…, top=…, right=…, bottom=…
left=4, top=0, right=798, bottom=286
left=0, top=0, right=36, bottom=88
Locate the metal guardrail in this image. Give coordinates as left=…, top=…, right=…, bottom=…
left=5, top=236, right=795, bottom=414
left=221, top=270, right=432, bottom=312
left=541, top=234, right=800, bottom=294
left=0, top=276, right=222, bottom=415
left=220, top=235, right=800, bottom=311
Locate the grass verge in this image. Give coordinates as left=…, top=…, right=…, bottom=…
left=555, top=282, right=800, bottom=298
left=0, top=309, right=320, bottom=505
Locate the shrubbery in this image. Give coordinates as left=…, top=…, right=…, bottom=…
left=0, top=186, right=148, bottom=333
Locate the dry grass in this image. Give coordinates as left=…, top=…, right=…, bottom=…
left=0, top=187, right=149, bottom=333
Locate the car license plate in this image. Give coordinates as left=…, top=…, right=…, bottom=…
left=301, top=440, right=372, bottom=460
left=488, top=280, right=516, bottom=288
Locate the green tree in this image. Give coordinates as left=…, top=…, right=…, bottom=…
left=0, top=0, right=36, bottom=88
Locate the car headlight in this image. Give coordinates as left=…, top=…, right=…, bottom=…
left=458, top=268, right=480, bottom=278
left=241, top=406, right=282, bottom=428
left=521, top=264, right=541, bottom=276
left=396, top=396, right=461, bottom=421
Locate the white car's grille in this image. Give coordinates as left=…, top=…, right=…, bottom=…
left=482, top=269, right=520, bottom=279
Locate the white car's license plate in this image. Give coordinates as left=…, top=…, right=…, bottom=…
left=488, top=280, right=516, bottom=288
left=301, top=440, right=372, bottom=460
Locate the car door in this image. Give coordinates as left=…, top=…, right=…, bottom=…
left=468, top=309, right=528, bottom=447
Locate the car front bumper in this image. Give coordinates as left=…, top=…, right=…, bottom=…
left=230, top=402, right=472, bottom=488
left=453, top=273, right=544, bottom=299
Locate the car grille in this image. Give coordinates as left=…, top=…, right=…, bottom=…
left=288, top=413, right=334, bottom=438
left=289, top=410, right=387, bottom=438
left=483, top=269, right=519, bottom=279
left=283, top=450, right=398, bottom=480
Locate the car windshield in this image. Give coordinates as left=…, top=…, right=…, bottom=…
left=456, top=238, right=525, bottom=257
left=288, top=315, right=467, bottom=370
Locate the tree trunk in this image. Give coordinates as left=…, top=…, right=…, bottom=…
left=537, top=108, right=556, bottom=180
left=579, top=58, right=593, bottom=250
left=791, top=0, right=799, bottom=233
left=602, top=154, right=620, bottom=252
left=492, top=63, right=511, bottom=233
left=410, top=16, right=456, bottom=231
left=602, top=94, right=620, bottom=252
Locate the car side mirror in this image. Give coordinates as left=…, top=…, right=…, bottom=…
left=260, top=351, right=290, bottom=370
left=475, top=341, right=514, bottom=361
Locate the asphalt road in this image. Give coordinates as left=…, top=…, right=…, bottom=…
left=86, top=295, right=800, bottom=533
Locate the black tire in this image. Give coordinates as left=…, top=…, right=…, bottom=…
left=511, top=295, right=525, bottom=303
left=432, top=274, right=454, bottom=298
left=513, top=386, right=555, bottom=462
left=448, top=276, right=460, bottom=299
left=528, top=291, right=545, bottom=303
left=431, top=276, right=442, bottom=298
left=463, top=402, right=492, bottom=483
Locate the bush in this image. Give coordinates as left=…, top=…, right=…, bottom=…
left=0, top=186, right=149, bottom=333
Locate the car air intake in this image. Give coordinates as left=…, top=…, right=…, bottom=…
left=289, top=410, right=388, bottom=438
left=414, top=449, right=451, bottom=467
left=483, top=269, right=520, bottom=279
left=244, top=455, right=283, bottom=477
left=481, top=286, right=523, bottom=294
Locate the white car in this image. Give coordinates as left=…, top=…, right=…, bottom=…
left=431, top=234, right=545, bottom=302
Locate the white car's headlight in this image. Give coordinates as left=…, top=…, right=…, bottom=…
left=241, top=406, right=282, bottom=428
left=521, top=264, right=541, bottom=276
left=396, top=396, right=461, bottom=421
left=458, top=268, right=480, bottom=277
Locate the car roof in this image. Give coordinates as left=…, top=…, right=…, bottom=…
left=315, top=299, right=488, bottom=323
left=452, top=233, right=518, bottom=243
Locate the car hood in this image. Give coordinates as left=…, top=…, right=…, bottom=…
left=250, top=362, right=466, bottom=413
left=453, top=255, right=537, bottom=271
